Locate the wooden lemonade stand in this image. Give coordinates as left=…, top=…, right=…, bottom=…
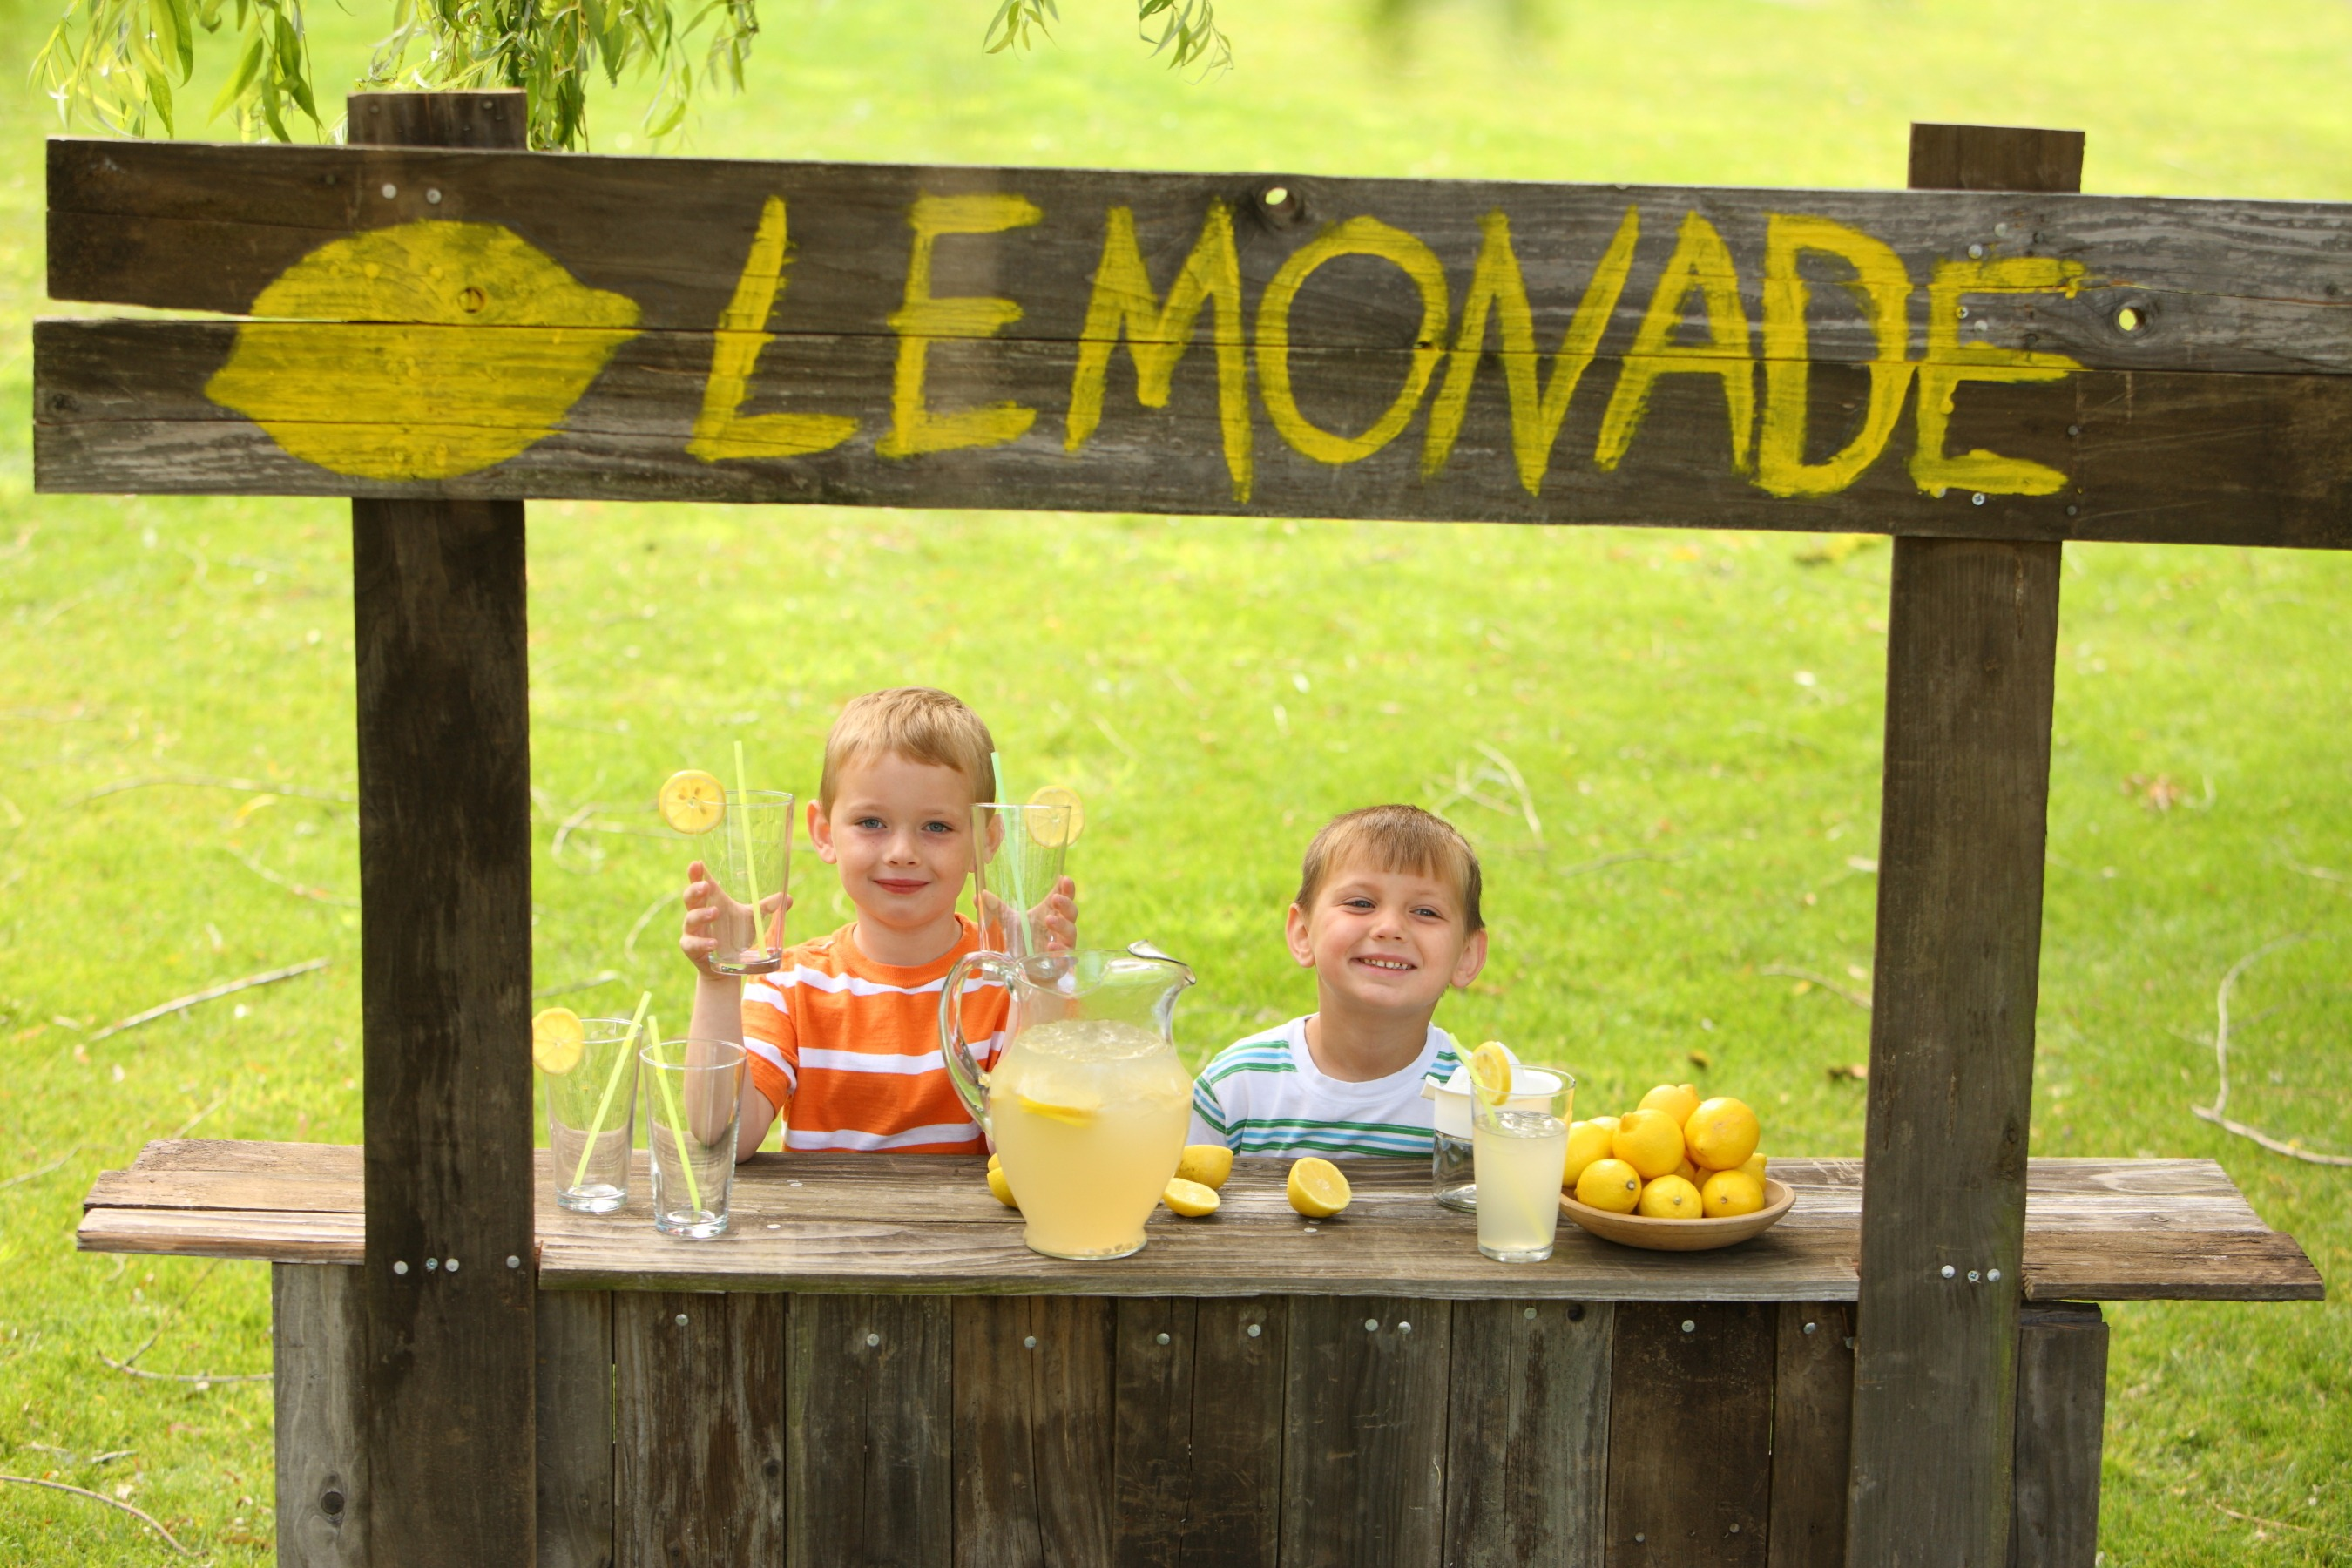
left=40, top=101, right=2331, bottom=1565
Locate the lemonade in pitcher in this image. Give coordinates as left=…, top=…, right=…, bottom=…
left=988, top=1017, right=1193, bottom=1259
left=941, top=947, right=1197, bottom=1261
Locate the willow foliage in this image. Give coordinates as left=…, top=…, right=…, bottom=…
left=33, top=0, right=1229, bottom=151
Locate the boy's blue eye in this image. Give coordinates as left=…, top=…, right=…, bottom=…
left=855, top=816, right=885, bottom=831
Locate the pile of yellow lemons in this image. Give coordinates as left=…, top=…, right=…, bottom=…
left=1564, top=1083, right=1767, bottom=1220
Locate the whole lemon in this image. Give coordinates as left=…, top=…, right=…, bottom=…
left=1175, top=1144, right=1236, bottom=1190
left=1638, top=1082, right=1702, bottom=1128
left=1587, top=1114, right=1622, bottom=1139
left=1739, top=1152, right=1767, bottom=1181
left=1612, top=1107, right=1686, bottom=1179
left=1701, top=1168, right=1766, bottom=1218
left=1575, top=1158, right=1644, bottom=1213
left=986, top=1165, right=1020, bottom=1209
left=1561, top=1119, right=1615, bottom=1187
left=1637, top=1173, right=1703, bottom=1219
left=1686, top=1097, right=1761, bottom=1170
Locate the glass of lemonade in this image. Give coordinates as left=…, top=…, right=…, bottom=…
left=1471, top=1066, right=1576, bottom=1262
left=546, top=1017, right=642, bottom=1213
left=640, top=1038, right=746, bottom=1239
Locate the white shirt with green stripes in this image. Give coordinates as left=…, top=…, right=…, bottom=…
left=1186, top=1016, right=1461, bottom=1159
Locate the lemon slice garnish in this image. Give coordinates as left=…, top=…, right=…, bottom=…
left=1287, top=1156, right=1352, bottom=1218
left=1026, top=784, right=1084, bottom=847
left=659, top=769, right=726, bottom=834
left=1163, top=1178, right=1221, bottom=1217
left=1467, top=1040, right=1514, bottom=1107
left=1015, top=1091, right=1099, bottom=1127
left=531, top=1007, right=585, bottom=1074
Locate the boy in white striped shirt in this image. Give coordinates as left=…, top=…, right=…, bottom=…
left=1188, top=806, right=1488, bottom=1158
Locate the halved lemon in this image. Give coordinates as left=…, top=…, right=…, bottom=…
left=1015, top=1092, right=1099, bottom=1127
left=1175, top=1144, right=1235, bottom=1190
left=531, top=1007, right=585, bottom=1074
left=659, top=768, right=727, bottom=834
left=1466, top=1040, right=1514, bottom=1107
left=1287, top=1157, right=1352, bottom=1218
left=1026, top=784, right=1085, bottom=847
left=1163, top=1178, right=1221, bottom=1217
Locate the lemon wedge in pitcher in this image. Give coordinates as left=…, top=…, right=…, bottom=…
left=1015, top=1091, right=1099, bottom=1127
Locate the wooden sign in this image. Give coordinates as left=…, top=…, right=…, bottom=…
left=36, top=137, right=2352, bottom=547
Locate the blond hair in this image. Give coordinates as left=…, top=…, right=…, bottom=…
left=817, top=687, right=997, bottom=813
left=1294, top=805, right=1484, bottom=932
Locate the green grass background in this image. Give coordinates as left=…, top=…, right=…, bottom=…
left=3, top=0, right=2349, bottom=1559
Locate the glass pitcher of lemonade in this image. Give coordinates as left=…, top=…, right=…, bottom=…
left=940, top=947, right=1195, bottom=1260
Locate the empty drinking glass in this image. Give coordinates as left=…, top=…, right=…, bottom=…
left=640, top=1038, right=746, bottom=1238
left=545, top=1017, right=642, bottom=1213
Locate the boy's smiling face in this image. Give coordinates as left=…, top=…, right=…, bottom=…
left=1287, top=857, right=1486, bottom=1014
left=809, top=751, right=981, bottom=947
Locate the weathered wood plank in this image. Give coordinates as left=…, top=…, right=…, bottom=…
left=1281, top=1296, right=1452, bottom=1568
left=45, top=137, right=2352, bottom=375
left=790, top=1294, right=952, bottom=1568
left=2008, top=1304, right=2107, bottom=1568
left=274, top=1263, right=368, bottom=1568
left=80, top=1206, right=365, bottom=1263
left=1443, top=1298, right=1612, bottom=1568
left=1846, top=122, right=2074, bottom=1568
left=134, top=1138, right=362, bottom=1176
left=952, top=1297, right=1045, bottom=1568
left=1767, top=1302, right=1855, bottom=1568
left=537, top=1289, right=613, bottom=1568
left=1175, top=1298, right=1285, bottom=1568
left=35, top=312, right=2352, bottom=550
left=1112, top=1297, right=1198, bottom=1568
left=1032, top=1298, right=1118, bottom=1565
left=613, top=1290, right=785, bottom=1568
left=348, top=87, right=537, bottom=1568
left=1605, top=1302, right=1774, bottom=1567
left=2021, top=1227, right=2322, bottom=1301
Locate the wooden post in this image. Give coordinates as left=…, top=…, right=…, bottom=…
left=1846, top=124, right=2083, bottom=1568
left=349, top=90, right=537, bottom=1565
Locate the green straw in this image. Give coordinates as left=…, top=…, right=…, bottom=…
left=733, top=740, right=766, bottom=955
left=571, top=989, right=652, bottom=1190
left=648, top=1029, right=706, bottom=1214
left=990, top=749, right=1006, bottom=804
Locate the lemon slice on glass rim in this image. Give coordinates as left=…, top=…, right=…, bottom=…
left=1025, top=784, right=1084, bottom=847
left=659, top=768, right=726, bottom=834
left=531, top=1006, right=585, bottom=1074
left=1466, top=1040, right=1515, bottom=1107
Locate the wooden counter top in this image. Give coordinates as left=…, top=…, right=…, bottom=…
left=78, top=1139, right=2322, bottom=1303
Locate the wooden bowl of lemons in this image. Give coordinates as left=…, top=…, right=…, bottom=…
left=1558, top=1176, right=1795, bottom=1252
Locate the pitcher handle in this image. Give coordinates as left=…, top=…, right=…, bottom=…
left=940, top=950, right=1021, bottom=1138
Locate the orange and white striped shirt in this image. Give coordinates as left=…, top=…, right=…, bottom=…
left=740, top=916, right=1009, bottom=1154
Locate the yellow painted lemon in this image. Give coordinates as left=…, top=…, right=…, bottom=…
left=1287, top=1157, right=1352, bottom=1218
left=1175, top=1144, right=1235, bottom=1190
left=531, top=1007, right=584, bottom=1074
left=1701, top=1169, right=1767, bottom=1218
left=1639, top=1082, right=1702, bottom=1129
left=1026, top=785, right=1085, bottom=846
left=1575, top=1157, right=1644, bottom=1213
left=986, top=1165, right=1020, bottom=1208
left=659, top=768, right=727, bottom=834
left=1163, top=1178, right=1221, bottom=1217
left=206, top=221, right=642, bottom=481
left=1016, top=1091, right=1099, bottom=1127
left=1686, top=1097, right=1762, bottom=1171
left=1561, top=1119, right=1615, bottom=1187
left=1612, top=1107, right=1685, bottom=1179
left=1466, top=1041, right=1515, bottom=1107
left=1637, top=1173, right=1703, bottom=1220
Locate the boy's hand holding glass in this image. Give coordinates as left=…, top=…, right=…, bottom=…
left=679, top=859, right=794, bottom=980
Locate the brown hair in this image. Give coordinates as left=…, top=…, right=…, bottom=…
left=817, top=687, right=997, bottom=813
left=1294, top=805, right=1484, bottom=932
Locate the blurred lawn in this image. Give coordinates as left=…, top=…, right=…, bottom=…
left=2, top=0, right=2349, bottom=1561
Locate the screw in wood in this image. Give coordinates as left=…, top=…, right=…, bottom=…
left=1942, top=1265, right=1957, bottom=1279
left=1246, top=1324, right=1261, bottom=1338
left=1635, top=1534, right=1646, bottom=1544
left=1157, top=1332, right=1171, bottom=1346
left=381, top=184, right=398, bottom=200
left=1364, top=1319, right=1380, bottom=1332
left=2067, top=505, right=2079, bottom=517
left=2067, top=424, right=2082, bottom=436
left=1988, top=1269, right=2002, bottom=1282
left=1524, top=1307, right=1538, bottom=1320
left=1022, top=1335, right=1037, bottom=1349
left=673, top=1314, right=688, bottom=1327
left=425, top=1258, right=439, bottom=1272
left=868, top=1333, right=882, bottom=1348
left=446, top=1258, right=459, bottom=1273
left=506, top=1255, right=521, bottom=1268
left=1972, top=493, right=1987, bottom=505
left=1681, top=1320, right=1696, bottom=1334
left=1969, top=244, right=1984, bottom=259
left=1968, top=1270, right=1981, bottom=1282
left=426, top=190, right=443, bottom=205
left=1398, top=1321, right=1413, bottom=1335
left=1804, top=1321, right=1818, bottom=1335
left=1729, top=1523, right=1740, bottom=1534
left=393, top=1260, right=409, bottom=1275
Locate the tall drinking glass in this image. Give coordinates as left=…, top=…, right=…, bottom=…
left=709, top=791, right=793, bottom=976
left=971, top=802, right=1072, bottom=957
left=1471, top=1067, right=1576, bottom=1262
left=640, top=1038, right=746, bottom=1238
left=545, top=1017, right=641, bottom=1213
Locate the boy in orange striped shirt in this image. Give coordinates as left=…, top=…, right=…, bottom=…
left=679, top=688, right=1075, bottom=1159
